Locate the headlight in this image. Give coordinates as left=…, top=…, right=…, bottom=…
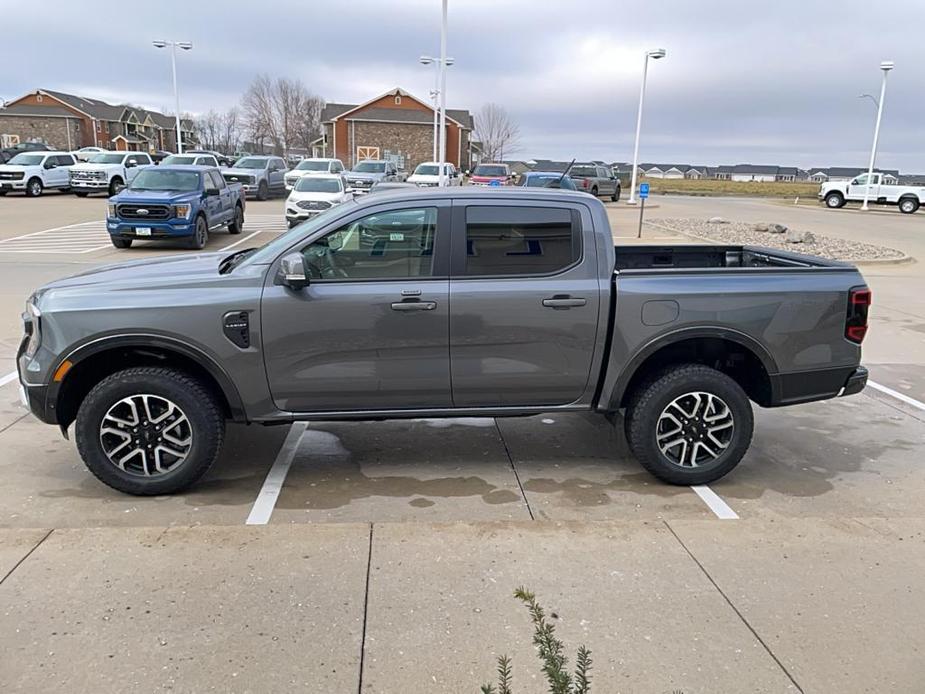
left=24, top=302, right=41, bottom=358
left=107, top=203, right=117, bottom=218
left=174, top=204, right=192, bottom=219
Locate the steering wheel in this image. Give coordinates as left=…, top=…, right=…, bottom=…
left=305, top=246, right=349, bottom=279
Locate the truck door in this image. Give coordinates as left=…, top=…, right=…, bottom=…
left=261, top=201, right=452, bottom=412
left=448, top=202, right=600, bottom=407
left=848, top=173, right=880, bottom=201
left=202, top=172, right=223, bottom=225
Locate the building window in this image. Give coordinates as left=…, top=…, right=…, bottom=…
left=394, top=95, right=402, bottom=105
left=36, top=94, right=43, bottom=103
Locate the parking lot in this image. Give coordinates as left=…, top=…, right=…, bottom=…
left=2, top=192, right=925, bottom=691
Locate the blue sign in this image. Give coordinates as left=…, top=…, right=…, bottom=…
left=489, top=179, right=502, bottom=187
left=639, top=182, right=650, bottom=199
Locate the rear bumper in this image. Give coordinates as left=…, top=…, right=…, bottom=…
left=839, top=365, right=868, bottom=397
left=768, top=365, right=866, bottom=406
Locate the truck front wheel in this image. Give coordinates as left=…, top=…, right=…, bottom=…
left=187, top=216, right=209, bottom=250
left=898, top=197, right=920, bottom=214
left=111, top=237, right=132, bottom=249
left=623, top=364, right=754, bottom=485
left=25, top=177, right=43, bottom=197
left=257, top=181, right=269, bottom=201
left=74, top=367, right=225, bottom=495
left=109, top=177, right=124, bottom=196
left=824, top=191, right=845, bottom=209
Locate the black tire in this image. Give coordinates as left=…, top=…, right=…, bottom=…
left=25, top=177, right=43, bottom=197
left=898, top=197, right=920, bottom=214
left=75, top=367, right=225, bottom=495
left=257, top=181, right=269, bottom=201
left=0, top=190, right=7, bottom=196
left=611, top=185, right=621, bottom=202
left=74, top=191, right=89, bottom=198
left=228, top=204, right=244, bottom=234
left=187, top=215, right=208, bottom=250
left=111, top=237, right=132, bottom=249
left=824, top=191, right=845, bottom=209
left=108, top=177, right=124, bottom=196
left=623, top=364, right=754, bottom=485
left=591, top=185, right=599, bottom=197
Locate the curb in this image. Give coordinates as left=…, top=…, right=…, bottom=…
left=642, top=221, right=915, bottom=266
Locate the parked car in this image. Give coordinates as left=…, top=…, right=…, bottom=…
left=0, top=151, right=76, bottom=197
left=186, top=149, right=234, bottom=167
left=820, top=173, right=924, bottom=214
left=367, top=181, right=419, bottom=194
left=519, top=171, right=579, bottom=191
left=466, top=163, right=515, bottom=186
left=567, top=164, right=621, bottom=201
left=222, top=155, right=287, bottom=200
left=285, top=174, right=353, bottom=227
left=284, top=158, right=346, bottom=190
left=69, top=151, right=153, bottom=196
left=407, top=161, right=462, bottom=187
left=72, top=146, right=108, bottom=162
left=161, top=153, right=220, bottom=168
left=106, top=166, right=245, bottom=249
left=344, top=159, right=401, bottom=193
left=0, top=142, right=54, bottom=165
left=18, top=188, right=871, bottom=495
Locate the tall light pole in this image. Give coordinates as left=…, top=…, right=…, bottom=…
left=437, top=0, right=449, bottom=186
left=153, top=40, right=193, bottom=153
left=627, top=47, right=666, bottom=205
left=419, top=55, right=454, bottom=162
left=861, top=61, right=893, bottom=211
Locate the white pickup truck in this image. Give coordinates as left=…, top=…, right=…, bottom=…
left=69, top=151, right=153, bottom=197
left=820, top=173, right=923, bottom=214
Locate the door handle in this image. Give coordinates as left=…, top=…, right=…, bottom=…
left=542, top=296, right=587, bottom=309
left=391, top=300, right=437, bottom=312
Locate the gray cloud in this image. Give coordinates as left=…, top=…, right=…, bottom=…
left=3, top=0, right=923, bottom=170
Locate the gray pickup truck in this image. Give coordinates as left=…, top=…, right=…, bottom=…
left=18, top=188, right=870, bottom=495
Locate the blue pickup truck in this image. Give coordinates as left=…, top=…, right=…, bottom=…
left=106, top=166, right=245, bottom=249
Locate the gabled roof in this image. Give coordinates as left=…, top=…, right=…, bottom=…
left=8, top=89, right=189, bottom=129
left=732, top=164, right=780, bottom=175
left=321, top=88, right=472, bottom=129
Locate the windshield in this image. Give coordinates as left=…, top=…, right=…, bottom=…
left=161, top=155, right=200, bottom=165
left=296, top=160, right=331, bottom=171
left=524, top=174, right=565, bottom=188
left=354, top=161, right=386, bottom=173
left=570, top=166, right=598, bottom=177
left=129, top=169, right=201, bottom=192
left=234, top=157, right=269, bottom=169
left=413, top=164, right=440, bottom=176
left=90, top=153, right=126, bottom=164
left=246, top=204, right=349, bottom=265
left=8, top=154, right=44, bottom=166
left=473, top=165, right=507, bottom=177
left=295, top=177, right=342, bottom=193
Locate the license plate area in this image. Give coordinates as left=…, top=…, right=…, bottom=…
left=135, top=227, right=152, bottom=236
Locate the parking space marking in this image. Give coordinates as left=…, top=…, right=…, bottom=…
left=245, top=422, right=307, bottom=525
left=691, top=485, right=739, bottom=519
left=222, top=230, right=266, bottom=251
left=868, top=379, right=925, bottom=413
left=0, top=371, right=18, bottom=387
left=0, top=221, right=111, bottom=254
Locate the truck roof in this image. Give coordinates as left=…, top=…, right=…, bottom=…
left=351, top=185, right=596, bottom=207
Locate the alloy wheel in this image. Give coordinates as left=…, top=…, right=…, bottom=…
left=655, top=391, right=735, bottom=467
left=99, top=394, right=192, bottom=476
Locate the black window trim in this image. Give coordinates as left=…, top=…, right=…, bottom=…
left=449, top=201, right=584, bottom=280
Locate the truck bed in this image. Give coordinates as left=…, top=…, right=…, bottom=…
left=614, top=245, right=846, bottom=271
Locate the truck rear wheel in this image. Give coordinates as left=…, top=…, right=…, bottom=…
left=228, top=204, right=244, bottom=234
left=824, top=191, right=845, bottom=209
left=611, top=185, right=621, bottom=202
left=898, top=197, right=920, bottom=214
left=74, top=367, right=225, bottom=495
left=623, top=364, right=753, bottom=485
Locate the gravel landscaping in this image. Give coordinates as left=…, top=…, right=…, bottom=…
left=649, top=217, right=907, bottom=262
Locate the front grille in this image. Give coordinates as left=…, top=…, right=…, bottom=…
left=223, top=173, right=253, bottom=185
left=0, top=171, right=25, bottom=180
left=350, top=179, right=371, bottom=187
left=70, top=170, right=105, bottom=181
left=296, top=200, right=333, bottom=210
left=117, top=204, right=171, bottom=220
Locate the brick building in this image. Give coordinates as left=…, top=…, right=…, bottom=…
left=0, top=89, right=194, bottom=152
left=317, top=88, right=473, bottom=171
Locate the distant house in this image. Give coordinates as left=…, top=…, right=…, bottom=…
left=808, top=169, right=828, bottom=183
left=775, top=166, right=800, bottom=182
left=685, top=166, right=708, bottom=180
left=713, top=165, right=734, bottom=180
left=731, top=164, right=779, bottom=182
left=823, top=167, right=899, bottom=183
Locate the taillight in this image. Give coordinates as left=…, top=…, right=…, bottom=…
left=845, top=286, right=871, bottom=343
left=581, top=179, right=589, bottom=188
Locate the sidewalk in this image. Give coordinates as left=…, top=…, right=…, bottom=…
left=3, top=518, right=923, bottom=693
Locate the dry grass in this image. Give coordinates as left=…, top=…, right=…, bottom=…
left=641, top=177, right=820, bottom=198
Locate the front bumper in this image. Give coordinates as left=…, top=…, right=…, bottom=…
left=70, top=180, right=109, bottom=190
left=107, top=218, right=195, bottom=238
left=0, top=180, right=27, bottom=190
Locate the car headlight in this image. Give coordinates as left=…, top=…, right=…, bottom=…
left=24, top=302, right=41, bottom=358
left=174, top=204, right=192, bottom=220
left=107, top=203, right=117, bottom=218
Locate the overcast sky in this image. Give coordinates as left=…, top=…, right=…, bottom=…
left=3, top=0, right=924, bottom=171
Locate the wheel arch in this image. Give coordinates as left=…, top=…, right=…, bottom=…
left=50, top=335, right=247, bottom=430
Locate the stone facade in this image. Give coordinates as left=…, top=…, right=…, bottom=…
left=0, top=114, right=83, bottom=150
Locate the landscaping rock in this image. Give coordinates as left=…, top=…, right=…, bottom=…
left=767, top=223, right=788, bottom=234
left=707, top=216, right=729, bottom=224
left=752, top=222, right=769, bottom=232
left=785, top=230, right=815, bottom=244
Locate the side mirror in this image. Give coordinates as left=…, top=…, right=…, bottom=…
left=204, top=188, right=219, bottom=197
left=125, top=161, right=136, bottom=168
left=44, top=162, right=57, bottom=169
left=345, top=187, right=355, bottom=194
left=277, top=253, right=309, bottom=290
left=464, top=170, right=471, bottom=176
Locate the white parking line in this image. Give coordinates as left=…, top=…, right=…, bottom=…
left=245, top=422, right=307, bottom=525
left=868, top=380, right=925, bottom=413
left=222, top=230, right=266, bottom=251
left=0, top=371, right=18, bottom=387
left=691, top=485, right=739, bottom=519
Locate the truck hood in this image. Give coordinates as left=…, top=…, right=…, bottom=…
left=222, top=167, right=262, bottom=177
left=287, top=191, right=343, bottom=203
left=345, top=171, right=386, bottom=182
left=469, top=175, right=508, bottom=184
left=0, top=164, right=34, bottom=173
left=113, top=189, right=199, bottom=204
left=70, top=162, right=120, bottom=172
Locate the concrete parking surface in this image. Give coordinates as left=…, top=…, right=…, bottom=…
left=2, top=193, right=925, bottom=691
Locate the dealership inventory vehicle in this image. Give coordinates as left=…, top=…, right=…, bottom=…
left=186, top=149, right=234, bottom=167
left=407, top=161, right=461, bottom=187
left=284, top=158, right=346, bottom=190
left=69, top=151, right=153, bottom=196
left=568, top=164, right=621, bottom=201
left=820, top=173, right=924, bottom=214
left=285, top=174, right=352, bottom=227
left=0, top=151, right=76, bottom=196
left=19, top=188, right=870, bottom=495
left=467, top=162, right=514, bottom=186
left=222, top=155, right=287, bottom=200
left=161, top=153, right=220, bottom=168
left=72, top=146, right=108, bottom=162
left=519, top=171, right=579, bottom=190
left=105, top=166, right=244, bottom=249
left=345, top=159, right=401, bottom=193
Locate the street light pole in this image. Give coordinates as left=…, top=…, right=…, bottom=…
left=420, top=55, right=454, bottom=163
left=627, top=48, right=666, bottom=205
left=861, top=61, right=893, bottom=211
left=153, top=40, right=193, bottom=154
left=438, top=0, right=449, bottom=187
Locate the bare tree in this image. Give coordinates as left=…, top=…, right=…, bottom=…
left=474, top=103, right=521, bottom=162
left=241, top=74, right=323, bottom=157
